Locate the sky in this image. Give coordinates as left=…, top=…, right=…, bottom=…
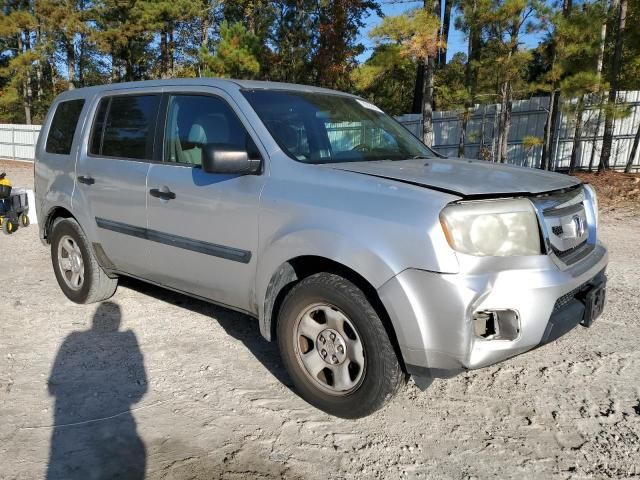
left=357, top=1, right=546, bottom=64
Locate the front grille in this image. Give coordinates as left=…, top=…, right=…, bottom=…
left=553, top=284, right=585, bottom=313
left=533, top=186, right=593, bottom=265
left=552, top=269, right=606, bottom=313
left=554, top=239, right=589, bottom=259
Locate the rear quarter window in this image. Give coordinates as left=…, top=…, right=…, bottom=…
left=89, top=95, right=160, bottom=160
left=45, top=99, right=85, bottom=155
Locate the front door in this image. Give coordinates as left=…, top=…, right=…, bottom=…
left=145, top=91, right=265, bottom=312
left=75, top=92, right=161, bottom=276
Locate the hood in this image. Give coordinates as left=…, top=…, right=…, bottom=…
left=323, top=158, right=581, bottom=197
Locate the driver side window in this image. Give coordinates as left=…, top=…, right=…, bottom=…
left=164, top=95, right=255, bottom=166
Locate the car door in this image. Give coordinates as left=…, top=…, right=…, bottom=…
left=145, top=89, right=266, bottom=312
left=74, top=91, right=161, bottom=276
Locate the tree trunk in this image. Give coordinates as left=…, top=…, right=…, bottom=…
left=569, top=95, right=585, bottom=173
left=541, top=0, right=573, bottom=170
left=599, top=0, right=627, bottom=171
left=541, top=89, right=557, bottom=170
left=588, top=106, right=602, bottom=172
left=498, top=82, right=512, bottom=163
left=458, top=111, right=468, bottom=157
left=111, top=53, right=118, bottom=83
left=587, top=9, right=607, bottom=172
left=17, top=32, right=32, bottom=124
left=438, top=0, right=452, bottom=66
left=420, top=0, right=440, bottom=146
left=625, top=120, right=640, bottom=172
left=411, top=62, right=425, bottom=114
left=459, top=3, right=480, bottom=158
left=169, top=28, right=175, bottom=77
left=35, top=28, right=42, bottom=99
left=160, top=29, right=169, bottom=78
left=78, top=32, right=87, bottom=87
left=66, top=41, right=76, bottom=90
left=422, top=55, right=435, bottom=146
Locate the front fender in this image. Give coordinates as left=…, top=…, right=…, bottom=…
left=255, top=227, right=399, bottom=338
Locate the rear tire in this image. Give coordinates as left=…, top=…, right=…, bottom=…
left=2, top=218, right=15, bottom=235
left=50, top=218, right=118, bottom=304
left=277, top=273, right=405, bottom=418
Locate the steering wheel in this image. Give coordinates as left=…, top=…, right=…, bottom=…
left=350, top=143, right=371, bottom=152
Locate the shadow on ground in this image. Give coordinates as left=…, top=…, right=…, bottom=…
left=47, top=302, right=147, bottom=480
left=119, top=277, right=294, bottom=391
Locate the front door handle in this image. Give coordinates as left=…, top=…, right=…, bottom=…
left=149, top=188, right=176, bottom=200
left=77, top=175, right=95, bottom=185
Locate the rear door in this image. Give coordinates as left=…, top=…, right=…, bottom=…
left=74, top=91, right=161, bottom=276
left=144, top=88, right=266, bottom=312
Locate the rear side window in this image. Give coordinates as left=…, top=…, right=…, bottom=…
left=89, top=95, right=160, bottom=160
left=45, top=99, right=85, bottom=155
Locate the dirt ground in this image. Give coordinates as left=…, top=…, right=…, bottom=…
left=1, top=159, right=639, bottom=479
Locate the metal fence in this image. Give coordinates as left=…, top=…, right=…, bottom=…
left=396, top=90, right=640, bottom=171
left=3, top=90, right=640, bottom=171
left=0, top=124, right=41, bottom=161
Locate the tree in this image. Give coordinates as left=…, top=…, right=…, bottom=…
left=553, top=2, right=607, bottom=173
left=270, top=0, right=317, bottom=83
left=314, top=0, right=381, bottom=90
left=456, top=0, right=487, bottom=157
left=352, top=44, right=416, bottom=115
left=485, top=0, right=537, bottom=163
left=91, top=0, right=154, bottom=81
left=136, top=0, right=201, bottom=79
left=599, top=0, right=627, bottom=171
left=199, top=21, right=260, bottom=78
left=0, top=3, right=39, bottom=123
left=371, top=7, right=440, bottom=144
left=38, top=0, right=88, bottom=90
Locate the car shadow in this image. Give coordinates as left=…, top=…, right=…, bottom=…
left=46, top=301, right=147, bottom=480
left=119, top=277, right=294, bottom=391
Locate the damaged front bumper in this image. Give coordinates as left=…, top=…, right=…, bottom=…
left=378, top=242, right=608, bottom=383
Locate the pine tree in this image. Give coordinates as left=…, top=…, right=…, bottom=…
left=199, top=21, right=261, bottom=79
left=599, top=0, right=627, bottom=171
left=0, top=2, right=39, bottom=123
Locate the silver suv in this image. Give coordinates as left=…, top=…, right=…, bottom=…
left=35, top=79, right=608, bottom=418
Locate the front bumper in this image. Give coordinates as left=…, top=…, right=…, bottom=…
left=378, top=242, right=608, bottom=378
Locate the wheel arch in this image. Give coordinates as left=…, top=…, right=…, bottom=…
left=43, top=205, right=75, bottom=243
left=261, top=255, right=406, bottom=372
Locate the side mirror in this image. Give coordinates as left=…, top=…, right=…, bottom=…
left=201, top=143, right=261, bottom=175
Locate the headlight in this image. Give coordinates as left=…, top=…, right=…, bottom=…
left=440, top=198, right=541, bottom=257
left=583, top=183, right=598, bottom=228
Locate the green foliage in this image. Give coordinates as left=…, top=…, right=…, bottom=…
left=434, top=52, right=469, bottom=110
left=522, top=135, right=542, bottom=149
left=351, top=44, right=415, bottom=115
left=1, top=0, right=640, bottom=125
left=199, top=21, right=261, bottom=78
left=369, top=8, right=441, bottom=61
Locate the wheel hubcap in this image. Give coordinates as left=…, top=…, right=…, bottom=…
left=57, top=235, right=85, bottom=290
left=294, top=303, right=365, bottom=395
left=316, top=328, right=347, bottom=365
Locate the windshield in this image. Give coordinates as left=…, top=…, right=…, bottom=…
left=242, top=90, right=437, bottom=164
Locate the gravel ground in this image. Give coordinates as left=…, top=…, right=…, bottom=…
left=1, top=160, right=639, bottom=479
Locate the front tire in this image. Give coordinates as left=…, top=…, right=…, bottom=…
left=50, top=218, right=118, bottom=304
left=2, top=218, right=15, bottom=235
left=277, top=273, right=405, bottom=418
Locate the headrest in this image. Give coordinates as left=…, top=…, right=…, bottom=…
left=187, top=113, right=230, bottom=145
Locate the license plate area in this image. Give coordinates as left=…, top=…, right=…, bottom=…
left=580, top=281, right=606, bottom=327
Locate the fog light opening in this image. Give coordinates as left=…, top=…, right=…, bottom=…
left=473, top=309, right=520, bottom=341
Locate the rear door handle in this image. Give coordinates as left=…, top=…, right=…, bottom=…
left=77, top=175, right=95, bottom=185
left=149, top=188, right=176, bottom=200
